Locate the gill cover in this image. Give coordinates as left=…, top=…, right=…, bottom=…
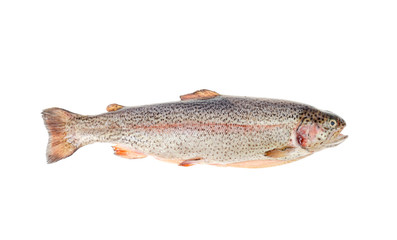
left=296, top=117, right=322, bottom=150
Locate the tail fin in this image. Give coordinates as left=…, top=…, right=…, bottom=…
left=42, top=108, right=80, bottom=163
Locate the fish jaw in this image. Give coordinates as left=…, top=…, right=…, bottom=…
left=324, top=134, right=348, bottom=148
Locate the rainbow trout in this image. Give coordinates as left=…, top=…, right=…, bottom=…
left=42, top=90, right=347, bottom=168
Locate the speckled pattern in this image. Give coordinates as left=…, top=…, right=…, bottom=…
left=52, top=92, right=347, bottom=166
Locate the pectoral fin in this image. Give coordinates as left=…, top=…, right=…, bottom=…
left=180, top=89, right=220, bottom=101
left=264, top=147, right=296, bottom=158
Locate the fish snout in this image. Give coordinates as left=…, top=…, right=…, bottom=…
left=338, top=117, right=346, bottom=128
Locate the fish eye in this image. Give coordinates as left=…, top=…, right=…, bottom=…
left=329, top=119, right=337, bottom=127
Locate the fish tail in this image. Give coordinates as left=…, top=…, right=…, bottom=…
left=42, top=108, right=81, bottom=163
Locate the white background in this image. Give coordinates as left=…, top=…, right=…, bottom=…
left=1, top=1, right=396, bottom=239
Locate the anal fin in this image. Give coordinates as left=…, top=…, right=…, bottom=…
left=112, top=145, right=147, bottom=159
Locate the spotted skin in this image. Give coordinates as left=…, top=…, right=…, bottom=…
left=43, top=91, right=347, bottom=167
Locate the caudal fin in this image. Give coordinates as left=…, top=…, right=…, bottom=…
left=42, top=108, right=80, bottom=163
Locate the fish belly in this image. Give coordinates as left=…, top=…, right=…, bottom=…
left=121, top=123, right=294, bottom=164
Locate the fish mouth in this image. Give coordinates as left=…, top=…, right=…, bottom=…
left=325, top=134, right=348, bottom=148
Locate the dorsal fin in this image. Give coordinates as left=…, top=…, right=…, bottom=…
left=106, top=103, right=124, bottom=112
left=180, top=89, right=220, bottom=101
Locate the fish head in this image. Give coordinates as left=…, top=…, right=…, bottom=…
left=296, top=109, right=347, bottom=152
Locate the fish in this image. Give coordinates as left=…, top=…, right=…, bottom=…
left=42, top=89, right=347, bottom=168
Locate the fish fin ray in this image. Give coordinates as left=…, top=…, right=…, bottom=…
left=112, top=145, right=147, bottom=159
left=42, top=108, right=80, bottom=163
left=106, top=104, right=125, bottom=112
left=180, top=89, right=220, bottom=101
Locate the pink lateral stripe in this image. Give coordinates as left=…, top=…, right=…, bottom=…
left=132, top=122, right=284, bottom=132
